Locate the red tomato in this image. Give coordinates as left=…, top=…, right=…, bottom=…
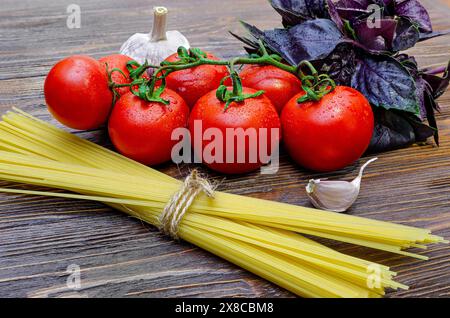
left=108, top=90, right=189, bottom=166
left=44, top=55, right=113, bottom=130
left=281, top=86, right=374, bottom=172
left=164, top=51, right=228, bottom=108
left=99, top=54, right=133, bottom=97
left=189, top=88, right=281, bottom=174
left=240, top=65, right=303, bottom=113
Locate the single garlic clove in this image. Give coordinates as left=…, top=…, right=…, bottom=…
left=306, top=179, right=360, bottom=212
left=306, top=158, right=378, bottom=213
left=120, top=6, right=190, bottom=65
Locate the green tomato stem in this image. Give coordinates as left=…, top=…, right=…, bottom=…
left=114, top=41, right=336, bottom=105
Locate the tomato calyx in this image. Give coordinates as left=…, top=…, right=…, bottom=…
left=216, top=70, right=265, bottom=111
left=126, top=60, right=171, bottom=105
left=126, top=60, right=152, bottom=80
left=134, top=80, right=170, bottom=105
left=107, top=59, right=171, bottom=105
left=295, top=61, right=336, bottom=104
left=105, top=60, right=162, bottom=104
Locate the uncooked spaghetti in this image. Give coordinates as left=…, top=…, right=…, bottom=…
left=0, top=108, right=446, bottom=297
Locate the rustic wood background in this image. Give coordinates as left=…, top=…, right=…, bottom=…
left=0, top=0, right=449, bottom=298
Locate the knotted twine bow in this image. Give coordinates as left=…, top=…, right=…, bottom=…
left=158, top=170, right=216, bottom=239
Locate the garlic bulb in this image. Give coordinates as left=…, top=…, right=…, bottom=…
left=120, top=6, right=190, bottom=65
left=306, top=158, right=378, bottom=213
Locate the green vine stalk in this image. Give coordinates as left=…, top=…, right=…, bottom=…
left=109, top=40, right=336, bottom=107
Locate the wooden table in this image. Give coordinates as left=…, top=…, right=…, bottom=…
left=0, top=0, right=449, bottom=298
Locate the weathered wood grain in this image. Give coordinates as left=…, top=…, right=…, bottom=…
left=0, top=0, right=449, bottom=298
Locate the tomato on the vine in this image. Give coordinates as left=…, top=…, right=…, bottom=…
left=281, top=86, right=374, bottom=172
left=240, top=65, right=303, bottom=113
left=189, top=87, right=281, bottom=174
left=108, top=89, right=189, bottom=166
left=164, top=51, right=228, bottom=108
left=44, top=55, right=113, bottom=130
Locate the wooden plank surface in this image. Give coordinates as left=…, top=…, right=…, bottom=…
left=0, top=0, right=449, bottom=298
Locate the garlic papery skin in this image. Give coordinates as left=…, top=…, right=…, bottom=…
left=120, top=6, right=190, bottom=65
left=306, top=158, right=378, bottom=213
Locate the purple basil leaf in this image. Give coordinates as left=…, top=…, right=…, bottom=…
left=380, top=0, right=394, bottom=6
left=229, top=34, right=258, bottom=50
left=353, top=18, right=397, bottom=51
left=394, top=0, right=432, bottom=32
left=396, top=53, right=418, bottom=70
left=336, top=7, right=372, bottom=21
left=339, top=0, right=393, bottom=7
left=270, top=0, right=329, bottom=26
left=368, top=108, right=416, bottom=153
left=368, top=107, right=434, bottom=153
left=378, top=0, right=396, bottom=15
left=407, top=115, right=436, bottom=143
left=335, top=0, right=398, bottom=22
left=336, top=0, right=373, bottom=9
left=239, top=21, right=265, bottom=39
left=414, top=75, right=428, bottom=119
left=251, top=19, right=344, bottom=65
left=423, top=90, right=439, bottom=145
left=398, top=55, right=444, bottom=143
left=351, top=54, right=420, bottom=115
left=421, top=61, right=450, bottom=99
left=335, top=0, right=378, bottom=21
left=233, top=22, right=276, bottom=56
left=306, top=0, right=330, bottom=18
left=419, top=28, right=450, bottom=41
left=392, top=17, right=420, bottom=51
left=326, top=0, right=345, bottom=31
left=317, top=43, right=357, bottom=85
left=271, top=3, right=310, bottom=26
left=410, top=85, right=439, bottom=146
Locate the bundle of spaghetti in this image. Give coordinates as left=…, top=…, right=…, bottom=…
left=0, top=108, right=446, bottom=297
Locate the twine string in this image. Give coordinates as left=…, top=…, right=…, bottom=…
left=159, top=170, right=215, bottom=239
